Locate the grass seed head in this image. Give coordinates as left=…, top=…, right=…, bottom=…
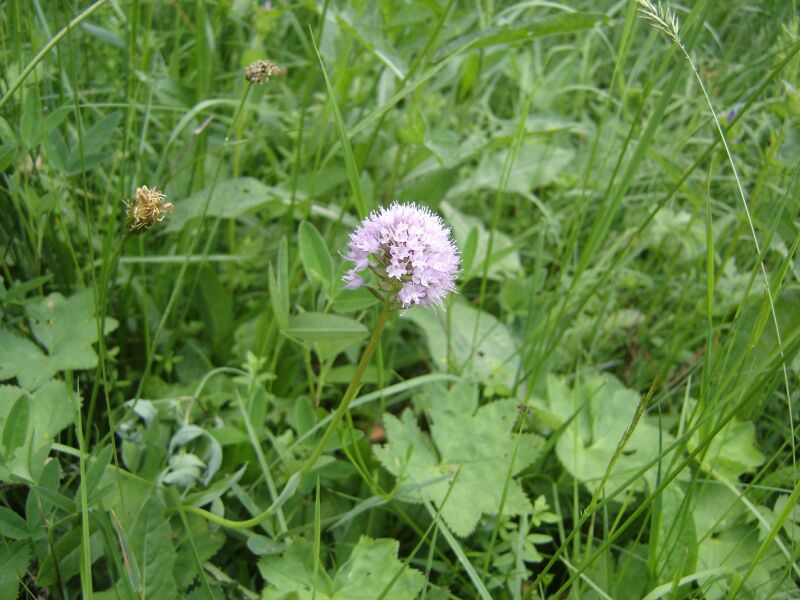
left=125, top=186, right=172, bottom=233
left=244, top=59, right=282, bottom=84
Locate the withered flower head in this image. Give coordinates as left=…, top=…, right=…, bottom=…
left=244, top=59, right=281, bottom=85
left=125, top=186, right=173, bottom=233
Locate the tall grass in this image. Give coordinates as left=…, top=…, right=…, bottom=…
left=0, top=1, right=798, bottom=598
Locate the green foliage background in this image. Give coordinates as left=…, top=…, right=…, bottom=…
left=1, top=0, right=799, bottom=598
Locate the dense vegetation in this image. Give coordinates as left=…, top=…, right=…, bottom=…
left=1, top=1, right=799, bottom=598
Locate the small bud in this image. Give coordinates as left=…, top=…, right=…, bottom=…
left=125, top=186, right=173, bottom=233
left=244, top=59, right=282, bottom=85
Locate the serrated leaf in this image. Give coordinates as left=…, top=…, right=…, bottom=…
left=0, top=541, right=30, bottom=599
left=374, top=381, right=543, bottom=537
left=259, top=536, right=425, bottom=599
left=691, top=419, right=765, bottom=480
left=0, top=290, right=118, bottom=389
left=299, top=221, right=334, bottom=290
left=128, top=498, right=179, bottom=599
left=539, top=373, right=672, bottom=496
left=404, top=300, right=519, bottom=392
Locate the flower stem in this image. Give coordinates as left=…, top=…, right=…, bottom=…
left=300, top=300, right=392, bottom=476
left=178, top=301, right=392, bottom=530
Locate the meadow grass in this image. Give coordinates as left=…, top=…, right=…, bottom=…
left=0, top=1, right=799, bottom=598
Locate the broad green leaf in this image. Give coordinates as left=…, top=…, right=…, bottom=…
left=269, top=236, right=290, bottom=328
left=447, top=141, right=574, bottom=196
left=44, top=128, right=69, bottom=171
left=436, top=12, right=608, bottom=58
left=538, top=373, right=672, bottom=496
left=0, top=542, right=30, bottom=599
left=690, top=418, right=764, bottom=480
left=2, top=394, right=28, bottom=455
left=439, top=202, right=521, bottom=279
left=696, top=524, right=784, bottom=600
left=166, top=177, right=286, bottom=232
left=259, top=536, right=425, bottom=599
left=329, top=286, right=379, bottom=313
left=173, top=512, right=225, bottom=589
left=653, top=485, right=697, bottom=584
left=404, top=300, right=519, bottom=393
left=0, top=381, right=78, bottom=483
left=284, top=313, right=368, bottom=344
left=38, top=527, right=103, bottom=586
left=0, top=290, right=118, bottom=390
left=333, top=7, right=408, bottom=79
left=285, top=312, right=370, bottom=361
left=127, top=498, right=179, bottom=599
left=80, top=110, right=122, bottom=157
left=20, top=87, right=40, bottom=147
left=194, top=264, right=234, bottom=356
left=0, top=506, right=29, bottom=539
left=375, top=380, right=543, bottom=537
left=299, top=221, right=334, bottom=289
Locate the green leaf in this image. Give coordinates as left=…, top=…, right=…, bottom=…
left=284, top=312, right=369, bottom=361
left=298, top=221, right=334, bottom=290
left=166, top=177, right=286, bottom=232
left=2, top=394, right=29, bottom=455
left=439, top=202, right=521, bottom=280
left=259, top=536, right=425, bottom=599
left=652, top=485, right=697, bottom=584
left=0, top=506, right=29, bottom=539
left=374, top=380, right=544, bottom=536
left=194, top=264, right=234, bottom=356
left=436, top=12, right=608, bottom=58
left=80, top=110, right=122, bottom=156
left=538, top=373, right=672, bottom=496
left=20, top=87, right=40, bottom=147
left=284, top=313, right=369, bottom=344
left=0, top=290, right=118, bottom=389
left=38, top=527, right=104, bottom=586
left=0, top=541, right=30, bottom=599
left=0, top=381, right=78, bottom=483
left=404, top=300, right=519, bottom=393
left=690, top=418, right=765, bottom=479
left=269, top=236, right=290, bottom=328
left=127, top=498, right=179, bottom=598
left=311, top=35, right=368, bottom=218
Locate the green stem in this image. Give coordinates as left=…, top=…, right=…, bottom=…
left=300, top=300, right=391, bottom=476
left=180, top=300, right=392, bottom=530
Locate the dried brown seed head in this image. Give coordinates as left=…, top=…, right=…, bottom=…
left=125, top=186, right=172, bottom=233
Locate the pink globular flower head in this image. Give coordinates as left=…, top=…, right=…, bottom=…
left=343, top=203, right=460, bottom=308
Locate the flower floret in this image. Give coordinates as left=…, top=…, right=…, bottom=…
left=343, top=202, right=459, bottom=308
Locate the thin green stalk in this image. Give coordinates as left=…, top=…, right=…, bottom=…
left=181, top=301, right=391, bottom=529
left=75, top=382, right=94, bottom=599
left=237, top=391, right=288, bottom=534
left=300, top=300, right=391, bottom=476
left=0, top=0, right=108, bottom=110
